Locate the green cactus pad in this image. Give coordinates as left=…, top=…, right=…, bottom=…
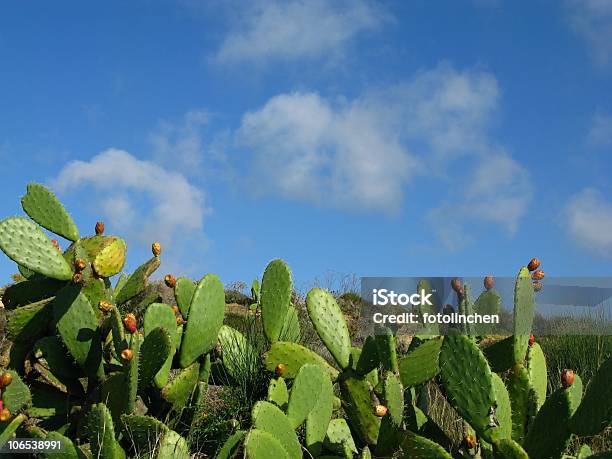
left=86, top=403, right=126, bottom=459
left=115, top=256, right=160, bottom=304
left=1, top=277, right=64, bottom=310
left=483, top=335, right=515, bottom=373
left=374, top=326, right=398, bottom=372
left=439, top=333, right=499, bottom=443
left=20, top=183, right=80, bottom=241
left=120, top=414, right=188, bottom=458
left=0, top=216, right=74, bottom=280
left=577, top=444, right=593, bottom=458
left=244, top=429, right=289, bottom=459
left=473, top=289, right=502, bottom=335
left=324, top=418, right=358, bottom=456
left=218, top=325, right=254, bottom=381
left=340, top=373, right=381, bottom=446
left=144, top=302, right=180, bottom=388
left=524, top=381, right=582, bottom=459
left=217, top=430, right=246, bottom=459
left=2, top=370, right=32, bottom=413
left=109, top=306, right=127, bottom=356
left=39, top=431, right=82, bottom=459
left=398, top=337, right=442, bottom=387
left=512, top=267, right=535, bottom=364
left=417, top=280, right=440, bottom=335
left=571, top=356, right=612, bottom=436
left=287, top=363, right=325, bottom=428
left=6, top=298, right=53, bottom=342
left=267, top=377, right=289, bottom=410
left=157, top=429, right=190, bottom=459
left=92, top=237, right=126, bottom=278
left=265, top=341, right=339, bottom=381
left=306, top=370, right=334, bottom=456
left=162, top=362, right=200, bottom=410
left=383, top=371, right=404, bottom=427
left=261, top=259, right=293, bottom=343
left=507, top=364, right=537, bottom=444
left=278, top=305, right=301, bottom=343
left=355, top=336, right=380, bottom=376
left=399, top=431, right=453, bottom=459
left=306, top=288, right=352, bottom=369
left=0, top=414, right=27, bottom=450
left=33, top=336, right=81, bottom=379
left=174, top=277, right=195, bottom=318
left=526, top=342, right=547, bottom=409
left=491, top=372, right=512, bottom=440
left=493, top=438, right=529, bottom=459
left=178, top=274, right=225, bottom=368
left=125, top=332, right=141, bottom=414
left=139, top=327, right=172, bottom=389
left=28, top=381, right=70, bottom=420
left=252, top=401, right=301, bottom=459
left=53, top=286, right=103, bottom=379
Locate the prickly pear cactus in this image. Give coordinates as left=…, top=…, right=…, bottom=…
left=261, top=259, right=293, bottom=343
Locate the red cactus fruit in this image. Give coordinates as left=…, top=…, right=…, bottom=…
left=152, top=242, right=162, bottom=257
left=528, top=334, right=535, bottom=347
left=121, top=349, right=134, bottom=361
left=562, top=369, right=574, bottom=388
left=51, top=239, right=61, bottom=251
left=0, top=408, right=10, bottom=422
left=95, top=221, right=105, bottom=235
left=374, top=405, right=388, bottom=417
left=176, top=316, right=185, bottom=325
left=527, top=258, right=541, bottom=272
left=531, top=270, right=545, bottom=281
left=451, top=278, right=462, bottom=294
left=164, top=274, right=177, bottom=288
left=123, top=313, right=137, bottom=334
left=484, top=276, right=495, bottom=290
left=275, top=363, right=286, bottom=377
left=0, top=372, right=13, bottom=388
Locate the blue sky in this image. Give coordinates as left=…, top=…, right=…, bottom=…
left=1, top=0, right=612, bottom=290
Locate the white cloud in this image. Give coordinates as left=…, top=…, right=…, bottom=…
left=587, top=113, right=612, bottom=147
left=564, top=188, right=612, bottom=257
left=567, top=0, right=612, bottom=66
left=52, top=149, right=210, bottom=247
left=237, top=64, right=507, bottom=220
left=215, top=0, right=388, bottom=63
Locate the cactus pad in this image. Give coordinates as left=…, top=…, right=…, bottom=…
left=265, top=341, right=339, bottom=381
left=261, top=259, right=293, bottom=343
left=324, top=418, right=358, bottom=456
left=252, top=401, right=301, bottom=459
left=513, top=267, right=535, bottom=363
left=267, top=377, right=289, bottom=410
left=491, top=372, right=512, bottom=440
left=174, top=277, right=195, bottom=318
left=244, top=429, right=289, bottom=459
left=115, top=256, right=160, bottom=304
left=20, top=183, right=80, bottom=241
left=307, top=287, right=352, bottom=369
left=340, top=373, right=381, bottom=445
left=178, top=274, right=225, bottom=368
left=306, top=369, right=333, bottom=456
left=139, top=327, right=172, bottom=389
left=571, top=356, right=612, bottom=436
left=287, top=363, right=326, bottom=428
left=493, top=438, right=529, bottom=459
left=144, top=302, right=179, bottom=388
left=526, top=342, right=547, bottom=409
left=400, top=431, right=453, bottom=459
left=375, top=326, right=398, bottom=372
left=0, top=217, right=73, bottom=280
left=86, top=403, right=126, bottom=459
left=398, top=337, right=442, bottom=387
left=162, top=362, right=200, bottom=410
left=92, top=237, right=126, bottom=278
left=2, top=370, right=32, bottom=413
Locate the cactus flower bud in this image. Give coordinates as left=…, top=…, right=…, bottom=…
left=164, top=274, right=177, bottom=288
left=72, top=272, right=84, bottom=284
left=562, top=369, right=574, bottom=388
left=464, top=434, right=477, bottom=449
left=171, top=305, right=179, bottom=314
left=176, top=316, right=185, bottom=325
left=123, top=313, right=137, bottom=334
left=533, top=281, right=543, bottom=292
left=74, top=258, right=87, bottom=271
left=51, top=239, right=61, bottom=251
left=0, top=372, right=13, bottom=388
left=152, top=242, right=162, bottom=257
left=531, top=269, right=545, bottom=281
left=374, top=405, right=388, bottom=417
left=121, top=349, right=134, bottom=361
left=95, top=221, right=105, bottom=235
left=98, top=300, right=114, bottom=313
left=484, top=276, right=494, bottom=290
left=275, top=363, right=286, bottom=377
left=0, top=408, right=10, bottom=422
left=529, top=334, right=535, bottom=347
left=451, top=278, right=462, bottom=293
left=527, top=258, right=541, bottom=272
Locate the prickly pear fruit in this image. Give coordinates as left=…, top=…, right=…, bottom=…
left=562, top=369, right=574, bottom=388
left=99, top=300, right=113, bottom=313
left=95, top=221, right=105, bottom=235
left=374, top=405, right=388, bottom=417
left=74, top=258, right=87, bottom=271
left=484, top=276, right=494, bottom=290
left=529, top=334, right=535, bottom=347
left=0, top=372, right=13, bottom=388
left=124, top=313, right=137, bottom=334
left=0, top=408, right=10, bottom=421
left=464, top=434, right=477, bottom=449
left=532, top=269, right=545, bottom=280
left=451, top=278, right=462, bottom=293
left=527, top=258, right=541, bottom=272
left=152, top=242, right=161, bottom=256
left=51, top=239, right=61, bottom=251
left=533, top=281, right=543, bottom=292
left=121, top=349, right=134, bottom=361
left=275, top=363, right=286, bottom=377
left=72, top=272, right=83, bottom=284
left=171, top=305, right=179, bottom=314
left=176, top=316, right=184, bottom=325
left=164, top=274, right=177, bottom=288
